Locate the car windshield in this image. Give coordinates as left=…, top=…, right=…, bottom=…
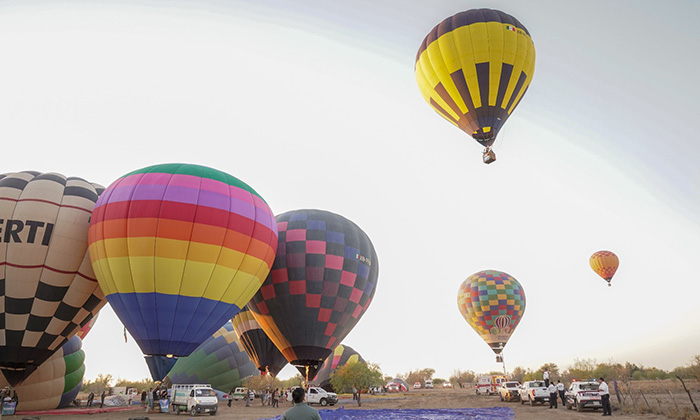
left=580, top=383, right=598, bottom=391
left=506, top=382, right=519, bottom=387
left=195, top=389, right=215, bottom=397
left=530, top=381, right=545, bottom=387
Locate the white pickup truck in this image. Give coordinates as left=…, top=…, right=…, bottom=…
left=287, top=386, right=338, bottom=406
left=498, top=381, right=521, bottom=402
left=171, top=384, right=218, bottom=416
left=565, top=381, right=602, bottom=412
left=518, top=380, right=550, bottom=406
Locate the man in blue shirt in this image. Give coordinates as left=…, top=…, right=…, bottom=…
left=283, top=387, right=321, bottom=420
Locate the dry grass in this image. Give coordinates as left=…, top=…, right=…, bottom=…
left=612, top=379, right=700, bottom=420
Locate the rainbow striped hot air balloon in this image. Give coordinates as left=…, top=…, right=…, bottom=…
left=87, top=163, right=278, bottom=380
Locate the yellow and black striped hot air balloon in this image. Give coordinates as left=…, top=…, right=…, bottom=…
left=415, top=9, right=536, bottom=164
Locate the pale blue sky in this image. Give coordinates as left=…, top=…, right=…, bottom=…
left=0, top=0, right=698, bottom=382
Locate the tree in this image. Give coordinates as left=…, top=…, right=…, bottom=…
left=402, top=368, right=435, bottom=387
left=81, top=373, right=114, bottom=393
left=279, top=374, right=305, bottom=389
left=566, top=358, right=597, bottom=381
left=539, top=363, right=560, bottom=380
left=330, top=361, right=383, bottom=407
left=246, top=374, right=283, bottom=393
left=510, top=366, right=530, bottom=383
left=449, top=369, right=475, bottom=388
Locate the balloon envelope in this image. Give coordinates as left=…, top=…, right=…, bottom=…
left=164, top=321, right=259, bottom=392
left=589, top=250, right=619, bottom=286
left=249, top=209, right=379, bottom=379
left=457, top=270, right=526, bottom=354
left=415, top=9, right=535, bottom=148
left=87, top=163, right=277, bottom=377
left=231, top=304, right=287, bottom=377
left=0, top=171, right=106, bottom=386
left=311, top=344, right=365, bottom=392
left=0, top=335, right=85, bottom=411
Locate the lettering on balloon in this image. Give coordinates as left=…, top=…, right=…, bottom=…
left=0, top=219, right=55, bottom=245
left=354, top=253, right=372, bottom=266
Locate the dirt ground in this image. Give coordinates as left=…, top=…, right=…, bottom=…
left=19, top=387, right=677, bottom=420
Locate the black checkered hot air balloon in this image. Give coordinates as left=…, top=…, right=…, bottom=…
left=248, top=209, right=379, bottom=380
left=0, top=171, right=106, bottom=386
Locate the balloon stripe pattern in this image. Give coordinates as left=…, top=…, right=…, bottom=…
left=88, top=163, right=278, bottom=357
left=164, top=321, right=259, bottom=392
left=231, top=304, right=287, bottom=377
left=589, top=250, right=619, bottom=284
left=249, top=209, right=378, bottom=379
left=415, top=9, right=535, bottom=146
left=0, top=171, right=106, bottom=386
left=457, top=270, right=525, bottom=354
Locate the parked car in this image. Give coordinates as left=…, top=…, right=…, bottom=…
left=442, top=382, right=453, bottom=388
left=413, top=382, right=421, bottom=389
left=286, top=386, right=338, bottom=406
left=518, top=380, right=549, bottom=406
left=424, top=379, right=434, bottom=389
left=565, top=381, right=602, bottom=412
left=498, top=381, right=521, bottom=402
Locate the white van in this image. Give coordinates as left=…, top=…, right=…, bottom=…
left=424, top=379, right=434, bottom=389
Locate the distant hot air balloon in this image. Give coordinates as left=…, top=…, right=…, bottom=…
left=248, top=209, right=379, bottom=380
left=457, top=270, right=525, bottom=355
left=87, top=163, right=278, bottom=381
left=589, top=251, right=619, bottom=287
left=0, top=171, right=106, bottom=386
left=231, top=304, right=287, bottom=377
left=415, top=9, right=536, bottom=164
left=164, top=321, right=259, bottom=393
left=311, top=344, right=365, bottom=392
left=0, top=335, right=85, bottom=411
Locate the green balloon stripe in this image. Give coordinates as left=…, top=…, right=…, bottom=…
left=122, top=163, right=265, bottom=201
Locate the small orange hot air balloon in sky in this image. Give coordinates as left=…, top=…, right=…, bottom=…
left=589, top=251, right=619, bottom=286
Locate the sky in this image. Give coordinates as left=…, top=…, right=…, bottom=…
left=1, top=0, right=699, bottom=383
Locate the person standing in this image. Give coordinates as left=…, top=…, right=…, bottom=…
left=141, top=390, right=147, bottom=407
left=556, top=380, right=566, bottom=405
left=100, top=390, right=106, bottom=408
left=87, top=391, right=95, bottom=407
left=227, top=389, right=234, bottom=407
left=245, top=389, right=251, bottom=407
left=547, top=382, right=558, bottom=409
left=352, top=386, right=357, bottom=400
left=599, top=377, right=611, bottom=416
left=543, top=369, right=550, bottom=387
left=282, top=387, right=321, bottom=420
left=271, top=388, right=278, bottom=408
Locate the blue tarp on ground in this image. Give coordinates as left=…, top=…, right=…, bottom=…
left=261, top=406, right=514, bottom=420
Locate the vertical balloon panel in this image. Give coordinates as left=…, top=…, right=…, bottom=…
left=231, top=304, right=287, bottom=377
left=0, top=171, right=105, bottom=386
left=88, top=163, right=277, bottom=380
